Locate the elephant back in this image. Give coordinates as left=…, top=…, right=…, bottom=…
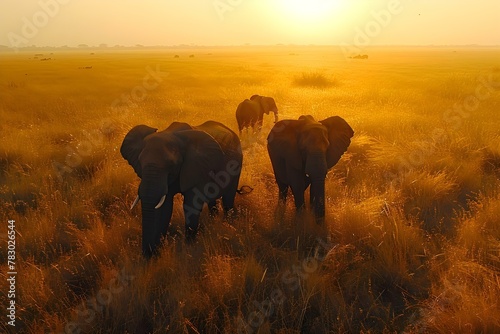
left=166, top=122, right=194, bottom=132
left=196, top=121, right=242, bottom=161
left=236, top=99, right=258, bottom=116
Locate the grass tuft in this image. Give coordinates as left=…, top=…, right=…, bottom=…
left=293, top=71, right=337, bottom=88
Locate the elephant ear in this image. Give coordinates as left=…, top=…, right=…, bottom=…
left=267, top=120, right=302, bottom=170
left=174, top=130, right=224, bottom=192
left=120, top=125, right=158, bottom=178
left=261, top=96, right=277, bottom=112
left=319, top=116, right=354, bottom=169
left=251, top=95, right=274, bottom=113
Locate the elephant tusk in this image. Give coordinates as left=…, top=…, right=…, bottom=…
left=155, top=195, right=166, bottom=209
left=130, top=195, right=140, bottom=210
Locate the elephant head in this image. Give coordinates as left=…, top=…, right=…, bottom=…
left=120, top=124, right=224, bottom=258
left=267, top=115, right=353, bottom=220
left=250, top=95, right=279, bottom=123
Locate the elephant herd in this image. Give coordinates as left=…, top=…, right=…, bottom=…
left=121, top=95, right=354, bottom=258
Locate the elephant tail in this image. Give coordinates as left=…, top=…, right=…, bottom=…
left=236, top=185, right=254, bottom=195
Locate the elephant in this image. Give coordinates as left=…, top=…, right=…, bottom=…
left=120, top=121, right=242, bottom=258
left=267, top=115, right=353, bottom=221
left=235, top=95, right=279, bottom=135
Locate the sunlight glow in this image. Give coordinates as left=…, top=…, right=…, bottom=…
left=271, top=0, right=351, bottom=40
left=277, top=0, right=346, bottom=23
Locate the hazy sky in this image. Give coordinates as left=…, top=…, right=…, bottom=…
left=1, top=0, right=499, bottom=48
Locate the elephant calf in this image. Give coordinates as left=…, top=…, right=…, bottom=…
left=267, top=115, right=353, bottom=220
left=121, top=121, right=242, bottom=258
left=235, top=95, right=279, bottom=135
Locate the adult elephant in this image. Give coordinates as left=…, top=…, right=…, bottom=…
left=267, top=115, right=353, bottom=221
left=235, top=95, right=279, bottom=135
left=121, top=121, right=242, bottom=258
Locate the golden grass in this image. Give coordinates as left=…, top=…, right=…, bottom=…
left=0, top=46, right=499, bottom=333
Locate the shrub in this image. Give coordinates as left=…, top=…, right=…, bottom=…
left=293, top=71, right=336, bottom=88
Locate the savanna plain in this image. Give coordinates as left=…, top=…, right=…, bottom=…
left=1, top=46, right=500, bottom=333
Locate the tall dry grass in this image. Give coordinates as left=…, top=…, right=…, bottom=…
left=0, top=46, right=499, bottom=333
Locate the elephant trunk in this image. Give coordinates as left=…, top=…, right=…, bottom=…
left=310, top=180, right=325, bottom=219
left=273, top=110, right=279, bottom=123
left=305, top=151, right=327, bottom=220
left=141, top=206, right=160, bottom=258
left=140, top=200, right=172, bottom=258
left=139, top=166, right=168, bottom=204
left=138, top=166, right=170, bottom=258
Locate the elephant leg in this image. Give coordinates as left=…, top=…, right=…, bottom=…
left=277, top=180, right=289, bottom=203
left=222, top=159, right=241, bottom=210
left=256, top=118, right=263, bottom=133
left=222, top=180, right=237, bottom=211
left=183, top=190, right=203, bottom=241
left=310, top=179, right=326, bottom=222
left=290, top=185, right=305, bottom=211
left=268, top=148, right=288, bottom=203
left=222, top=173, right=240, bottom=220
left=287, top=166, right=305, bottom=211
left=249, top=119, right=257, bottom=133
left=208, top=200, right=218, bottom=217
left=305, top=175, right=311, bottom=191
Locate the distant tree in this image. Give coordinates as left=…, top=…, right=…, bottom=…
left=99, top=43, right=108, bottom=48
left=78, top=44, right=89, bottom=48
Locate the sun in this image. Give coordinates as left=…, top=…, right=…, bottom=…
left=273, top=0, right=349, bottom=37
left=277, top=0, right=345, bottom=23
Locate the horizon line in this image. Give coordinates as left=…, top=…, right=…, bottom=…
left=2, top=43, right=500, bottom=50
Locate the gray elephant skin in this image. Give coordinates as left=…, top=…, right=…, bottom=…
left=121, top=121, right=242, bottom=258
left=235, top=95, right=279, bottom=135
left=267, top=115, right=353, bottom=220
